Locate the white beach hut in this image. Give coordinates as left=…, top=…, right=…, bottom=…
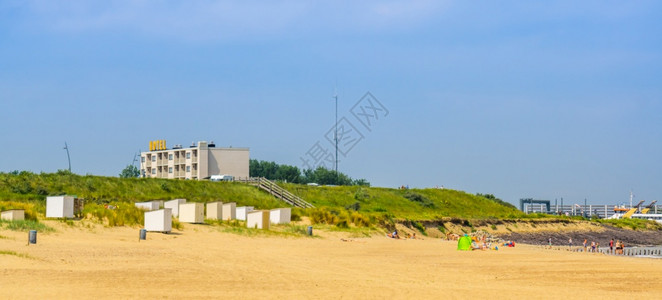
left=270, top=208, right=291, bottom=224
left=206, top=202, right=223, bottom=220
left=179, top=203, right=204, bottom=223
left=1, top=209, right=25, bottom=221
left=46, top=195, right=75, bottom=218
left=236, top=206, right=254, bottom=221
left=246, top=210, right=270, bottom=230
left=144, top=208, right=172, bottom=232
left=135, top=201, right=160, bottom=211
left=222, top=202, right=236, bottom=221
left=164, top=199, right=186, bottom=218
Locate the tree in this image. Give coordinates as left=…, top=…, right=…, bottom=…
left=120, top=165, right=140, bottom=178
left=250, top=159, right=370, bottom=186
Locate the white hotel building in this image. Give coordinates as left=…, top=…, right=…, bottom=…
left=140, top=141, right=249, bottom=180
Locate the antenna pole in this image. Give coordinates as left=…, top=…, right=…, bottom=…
left=334, top=86, right=338, bottom=184
left=63, top=142, right=71, bottom=172
left=132, top=150, right=140, bottom=167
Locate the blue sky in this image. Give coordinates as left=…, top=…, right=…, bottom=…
left=1, top=1, right=661, bottom=206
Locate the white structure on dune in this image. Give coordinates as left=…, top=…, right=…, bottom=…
left=206, top=202, right=223, bottom=220
left=246, top=210, right=270, bottom=229
left=222, top=202, right=236, bottom=221
left=144, top=208, right=172, bottom=232
left=1, top=209, right=25, bottom=221
left=236, top=206, right=254, bottom=221
left=179, top=203, right=204, bottom=223
left=46, top=196, right=75, bottom=218
left=270, top=208, right=291, bottom=224
left=164, top=199, right=186, bottom=217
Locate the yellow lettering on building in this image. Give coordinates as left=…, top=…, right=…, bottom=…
left=149, top=140, right=167, bottom=151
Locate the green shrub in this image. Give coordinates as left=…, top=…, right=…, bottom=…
left=354, top=188, right=370, bottom=202
left=345, top=201, right=361, bottom=211
left=411, top=221, right=427, bottom=236
left=403, top=191, right=435, bottom=208
left=349, top=211, right=371, bottom=227
left=309, top=208, right=337, bottom=225
left=291, top=207, right=303, bottom=222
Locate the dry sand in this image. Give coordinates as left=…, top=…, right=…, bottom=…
left=2, top=221, right=662, bottom=299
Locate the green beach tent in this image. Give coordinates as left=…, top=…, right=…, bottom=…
left=457, top=235, right=472, bottom=251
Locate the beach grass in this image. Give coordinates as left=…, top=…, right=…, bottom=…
left=596, top=218, right=662, bottom=231
left=0, top=201, right=40, bottom=221
left=83, top=202, right=144, bottom=227
left=0, top=219, right=54, bottom=232
left=0, top=250, right=32, bottom=259
left=205, top=219, right=316, bottom=238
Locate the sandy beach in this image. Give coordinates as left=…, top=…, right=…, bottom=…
left=2, top=222, right=662, bottom=299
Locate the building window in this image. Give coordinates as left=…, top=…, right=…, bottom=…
left=186, top=166, right=191, bottom=172
left=186, top=152, right=191, bottom=159
left=141, top=157, right=145, bottom=163
left=169, top=154, right=173, bottom=160
left=152, top=156, right=156, bottom=162
left=168, top=167, right=173, bottom=173
left=152, top=169, right=156, bottom=174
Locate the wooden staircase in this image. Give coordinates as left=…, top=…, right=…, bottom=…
left=239, top=177, right=314, bottom=209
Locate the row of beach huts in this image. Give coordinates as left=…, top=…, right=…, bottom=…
left=136, top=198, right=291, bottom=233
left=1, top=196, right=291, bottom=234
left=1, top=195, right=82, bottom=222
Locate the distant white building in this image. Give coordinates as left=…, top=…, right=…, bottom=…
left=140, top=140, right=249, bottom=180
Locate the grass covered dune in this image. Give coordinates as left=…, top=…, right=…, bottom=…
left=3, top=171, right=660, bottom=241
left=0, top=171, right=521, bottom=221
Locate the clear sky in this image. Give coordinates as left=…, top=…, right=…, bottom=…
left=1, top=1, right=661, bottom=206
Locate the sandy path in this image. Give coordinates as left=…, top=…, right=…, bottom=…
left=1, top=222, right=661, bottom=299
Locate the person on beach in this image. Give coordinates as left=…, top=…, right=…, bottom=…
left=548, top=238, right=552, bottom=249
left=609, top=239, right=614, bottom=254
left=568, top=238, right=573, bottom=248
left=583, top=239, right=587, bottom=252
left=591, top=241, right=596, bottom=253
left=615, top=240, right=623, bottom=255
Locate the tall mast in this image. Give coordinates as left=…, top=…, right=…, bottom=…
left=64, top=142, right=71, bottom=172
left=333, top=86, right=338, bottom=183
